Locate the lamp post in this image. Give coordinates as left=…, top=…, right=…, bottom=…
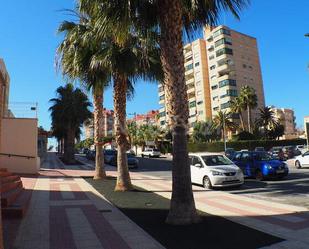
left=217, top=99, right=227, bottom=151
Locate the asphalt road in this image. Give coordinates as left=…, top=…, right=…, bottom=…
left=79, top=155, right=309, bottom=209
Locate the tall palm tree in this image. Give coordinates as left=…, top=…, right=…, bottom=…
left=212, top=111, right=236, bottom=141
left=49, top=84, right=92, bottom=164
left=239, top=85, right=258, bottom=133
left=79, top=0, right=249, bottom=224
left=230, top=97, right=245, bottom=131
left=57, top=18, right=110, bottom=179
left=255, top=107, right=278, bottom=138
left=90, top=32, right=162, bottom=191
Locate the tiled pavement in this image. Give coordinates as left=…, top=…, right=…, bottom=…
left=11, top=153, right=164, bottom=249
left=10, top=153, right=309, bottom=249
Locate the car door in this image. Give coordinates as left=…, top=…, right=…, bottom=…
left=301, top=152, right=309, bottom=165
left=240, top=152, right=253, bottom=177
left=233, top=152, right=244, bottom=171
left=190, top=156, right=203, bottom=184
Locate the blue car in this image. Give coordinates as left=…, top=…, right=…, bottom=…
left=233, top=151, right=289, bottom=180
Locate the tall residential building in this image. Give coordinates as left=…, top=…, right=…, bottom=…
left=84, top=108, right=114, bottom=139
left=158, top=25, right=265, bottom=133
left=204, top=25, right=265, bottom=123
left=270, top=106, right=296, bottom=139
left=158, top=39, right=212, bottom=132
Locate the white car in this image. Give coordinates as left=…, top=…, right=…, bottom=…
left=295, top=151, right=309, bottom=169
left=189, top=153, right=244, bottom=189
left=141, top=148, right=161, bottom=158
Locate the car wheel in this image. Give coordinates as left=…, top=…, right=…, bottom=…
left=255, top=170, right=264, bottom=181
left=203, top=176, right=212, bottom=189
left=295, top=160, right=302, bottom=169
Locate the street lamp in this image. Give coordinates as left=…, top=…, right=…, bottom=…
left=216, top=98, right=227, bottom=151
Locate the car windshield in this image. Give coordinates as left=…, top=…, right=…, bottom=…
left=254, top=152, right=274, bottom=161
left=127, top=153, right=135, bottom=158
left=105, top=150, right=116, bottom=155
left=201, top=155, right=233, bottom=166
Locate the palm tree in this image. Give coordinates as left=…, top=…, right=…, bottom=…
left=49, top=84, right=92, bottom=164
left=88, top=27, right=162, bottom=191
left=192, top=120, right=219, bottom=142
left=57, top=18, right=110, bottom=179
left=79, top=0, right=249, bottom=224
left=230, top=97, right=245, bottom=131
left=239, top=85, right=258, bottom=133
left=212, top=111, right=236, bottom=141
left=255, top=107, right=278, bottom=137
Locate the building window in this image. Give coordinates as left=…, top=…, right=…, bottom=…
left=195, top=72, right=201, bottom=78
left=221, top=89, right=238, bottom=98
left=213, top=28, right=231, bottom=38
left=195, top=81, right=201, bottom=87
left=219, top=79, right=237, bottom=88
left=196, top=90, right=202, bottom=96
left=159, top=111, right=166, bottom=117
left=221, top=101, right=232, bottom=109
left=159, top=95, right=165, bottom=101
left=158, top=86, right=164, bottom=92
left=185, top=63, right=193, bottom=71
left=185, top=56, right=192, bottom=63
left=210, top=65, right=216, bottom=70
left=209, top=55, right=215, bottom=60
left=185, top=73, right=194, bottom=81
left=213, top=96, right=218, bottom=101
left=195, top=62, right=200, bottom=67
left=194, top=53, right=199, bottom=58
left=197, top=100, right=203, bottom=105
left=189, top=101, right=196, bottom=108
left=216, top=48, right=233, bottom=57
left=214, top=37, right=232, bottom=47
left=213, top=106, right=219, bottom=111
left=211, top=85, right=218, bottom=90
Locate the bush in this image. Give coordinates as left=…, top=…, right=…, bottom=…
left=188, top=139, right=306, bottom=153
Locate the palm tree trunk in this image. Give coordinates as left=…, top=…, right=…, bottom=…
left=113, top=74, right=133, bottom=191
left=239, top=113, right=245, bottom=131
left=64, top=126, right=75, bottom=164
left=93, top=89, right=106, bottom=180
left=158, top=0, right=199, bottom=225
left=247, top=105, right=252, bottom=133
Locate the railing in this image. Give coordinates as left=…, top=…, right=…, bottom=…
left=4, top=102, right=38, bottom=119
left=0, top=153, right=35, bottom=159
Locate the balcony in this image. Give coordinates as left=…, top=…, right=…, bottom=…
left=207, top=45, right=214, bottom=51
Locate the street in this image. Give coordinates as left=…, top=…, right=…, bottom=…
left=78, top=155, right=309, bottom=210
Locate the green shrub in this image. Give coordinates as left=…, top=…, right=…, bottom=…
left=188, top=139, right=306, bottom=152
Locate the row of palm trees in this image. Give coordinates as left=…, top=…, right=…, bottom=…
left=56, top=0, right=249, bottom=225
left=50, top=84, right=92, bottom=164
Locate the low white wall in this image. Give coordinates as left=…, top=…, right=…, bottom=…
left=0, top=118, right=39, bottom=174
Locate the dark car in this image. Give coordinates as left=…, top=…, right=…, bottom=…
left=109, top=153, right=139, bottom=169
left=233, top=151, right=289, bottom=180
left=86, top=150, right=95, bottom=160
left=104, top=149, right=117, bottom=164
left=282, top=146, right=295, bottom=159
left=269, top=147, right=285, bottom=161
left=225, top=148, right=236, bottom=159
left=82, top=148, right=89, bottom=154
left=254, top=147, right=265, bottom=152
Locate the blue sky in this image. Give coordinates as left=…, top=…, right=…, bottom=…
left=0, top=0, right=308, bottom=132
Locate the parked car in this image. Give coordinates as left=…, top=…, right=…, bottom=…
left=104, top=149, right=117, bottom=164
left=86, top=150, right=95, bottom=160
left=282, top=146, right=295, bottom=159
left=295, top=151, right=309, bottom=169
left=233, top=151, right=289, bottom=180
left=109, top=153, right=139, bottom=169
left=141, top=148, right=161, bottom=158
left=225, top=148, right=236, bottom=159
left=255, top=147, right=265, bottom=152
left=82, top=148, right=89, bottom=154
left=296, top=145, right=308, bottom=154
left=189, top=153, right=244, bottom=189
left=269, top=147, right=285, bottom=161
left=292, top=146, right=302, bottom=156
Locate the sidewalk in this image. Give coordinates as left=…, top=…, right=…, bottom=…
left=9, top=154, right=164, bottom=249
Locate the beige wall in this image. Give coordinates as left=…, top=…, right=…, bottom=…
left=0, top=118, right=40, bottom=174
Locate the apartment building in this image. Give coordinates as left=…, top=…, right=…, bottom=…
left=84, top=108, right=114, bottom=139
left=158, top=26, right=265, bottom=133
left=204, top=25, right=265, bottom=124
left=270, top=106, right=296, bottom=139
left=128, top=110, right=159, bottom=127
left=158, top=39, right=212, bottom=132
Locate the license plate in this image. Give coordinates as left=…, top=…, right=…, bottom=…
left=276, top=169, right=284, bottom=173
